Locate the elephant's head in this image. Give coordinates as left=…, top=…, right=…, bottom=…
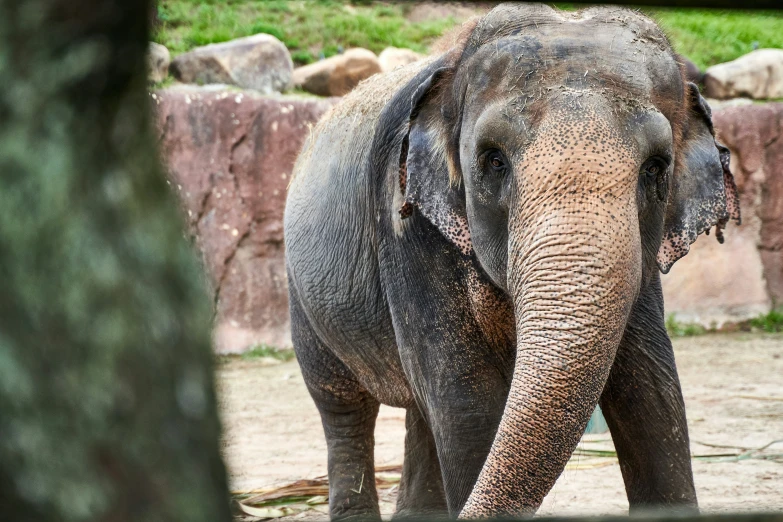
left=398, top=3, right=739, bottom=517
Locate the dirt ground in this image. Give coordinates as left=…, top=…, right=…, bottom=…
left=217, top=334, right=783, bottom=518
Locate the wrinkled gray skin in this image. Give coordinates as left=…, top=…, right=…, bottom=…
left=284, top=4, right=740, bottom=520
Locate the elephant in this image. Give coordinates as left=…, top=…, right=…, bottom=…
left=283, top=3, right=740, bottom=519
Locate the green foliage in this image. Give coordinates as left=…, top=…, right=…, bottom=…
left=666, top=315, right=707, bottom=338
left=241, top=345, right=296, bottom=362
left=647, top=9, right=783, bottom=70
left=154, top=1, right=783, bottom=71
left=749, top=309, right=783, bottom=333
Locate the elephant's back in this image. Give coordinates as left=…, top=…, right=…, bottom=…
left=289, top=57, right=435, bottom=190
left=284, top=59, right=434, bottom=408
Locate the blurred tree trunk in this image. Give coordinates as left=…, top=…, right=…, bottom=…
left=0, top=1, right=232, bottom=521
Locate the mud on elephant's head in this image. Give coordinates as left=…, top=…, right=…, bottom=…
left=398, top=2, right=739, bottom=516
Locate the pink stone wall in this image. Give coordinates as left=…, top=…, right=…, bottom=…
left=155, top=86, right=337, bottom=353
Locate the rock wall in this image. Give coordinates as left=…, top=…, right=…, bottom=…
left=155, top=85, right=337, bottom=353
left=662, top=103, right=783, bottom=325
left=156, top=87, right=783, bottom=351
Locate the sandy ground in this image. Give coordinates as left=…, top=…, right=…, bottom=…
left=217, top=334, right=783, bottom=518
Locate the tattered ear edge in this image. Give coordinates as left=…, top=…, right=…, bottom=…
left=689, top=82, right=741, bottom=231
left=717, top=142, right=742, bottom=231
left=691, top=83, right=741, bottom=234
left=655, top=84, right=742, bottom=274
left=702, top=141, right=742, bottom=244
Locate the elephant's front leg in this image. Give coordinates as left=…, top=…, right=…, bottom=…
left=599, top=275, right=697, bottom=512
left=384, top=216, right=515, bottom=515
left=400, top=339, right=511, bottom=515
left=392, top=304, right=511, bottom=514
left=394, top=405, right=447, bottom=517
left=424, top=384, right=509, bottom=514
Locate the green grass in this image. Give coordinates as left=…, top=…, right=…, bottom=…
left=665, top=309, right=783, bottom=337
left=648, top=9, right=783, bottom=70
left=749, top=308, right=783, bottom=333
left=665, top=314, right=708, bottom=338
left=154, top=1, right=783, bottom=70
left=241, top=344, right=296, bottom=361
left=151, top=76, right=177, bottom=90
left=155, top=0, right=455, bottom=65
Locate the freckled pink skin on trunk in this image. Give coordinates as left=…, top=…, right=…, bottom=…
left=460, top=110, right=642, bottom=518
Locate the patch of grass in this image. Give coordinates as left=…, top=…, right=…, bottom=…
left=241, top=344, right=296, bottom=361
left=154, top=1, right=783, bottom=72
left=647, top=9, right=783, bottom=70
left=749, top=309, right=783, bottom=333
left=666, top=314, right=707, bottom=338
left=155, top=0, right=456, bottom=65
left=150, top=76, right=177, bottom=90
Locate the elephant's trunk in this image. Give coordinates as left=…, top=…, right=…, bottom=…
left=461, top=112, right=643, bottom=517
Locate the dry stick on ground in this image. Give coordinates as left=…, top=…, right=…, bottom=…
left=233, top=440, right=783, bottom=517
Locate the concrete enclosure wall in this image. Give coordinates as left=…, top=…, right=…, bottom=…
left=155, top=86, right=783, bottom=351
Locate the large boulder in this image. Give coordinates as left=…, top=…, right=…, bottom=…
left=147, top=42, right=170, bottom=83
left=170, top=34, right=293, bottom=94
left=154, top=85, right=338, bottom=353
left=292, top=48, right=381, bottom=96
left=662, top=103, right=783, bottom=326
left=406, top=2, right=486, bottom=24
left=378, top=47, right=424, bottom=72
left=704, top=49, right=783, bottom=100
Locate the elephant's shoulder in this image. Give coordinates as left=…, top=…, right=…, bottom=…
left=291, top=57, right=439, bottom=188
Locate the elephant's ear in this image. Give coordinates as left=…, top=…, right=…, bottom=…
left=399, top=68, right=473, bottom=256
left=657, top=83, right=741, bottom=273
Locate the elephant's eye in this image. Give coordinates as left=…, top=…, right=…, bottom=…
left=484, top=149, right=508, bottom=176
left=641, top=156, right=671, bottom=202
left=641, top=157, right=669, bottom=179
